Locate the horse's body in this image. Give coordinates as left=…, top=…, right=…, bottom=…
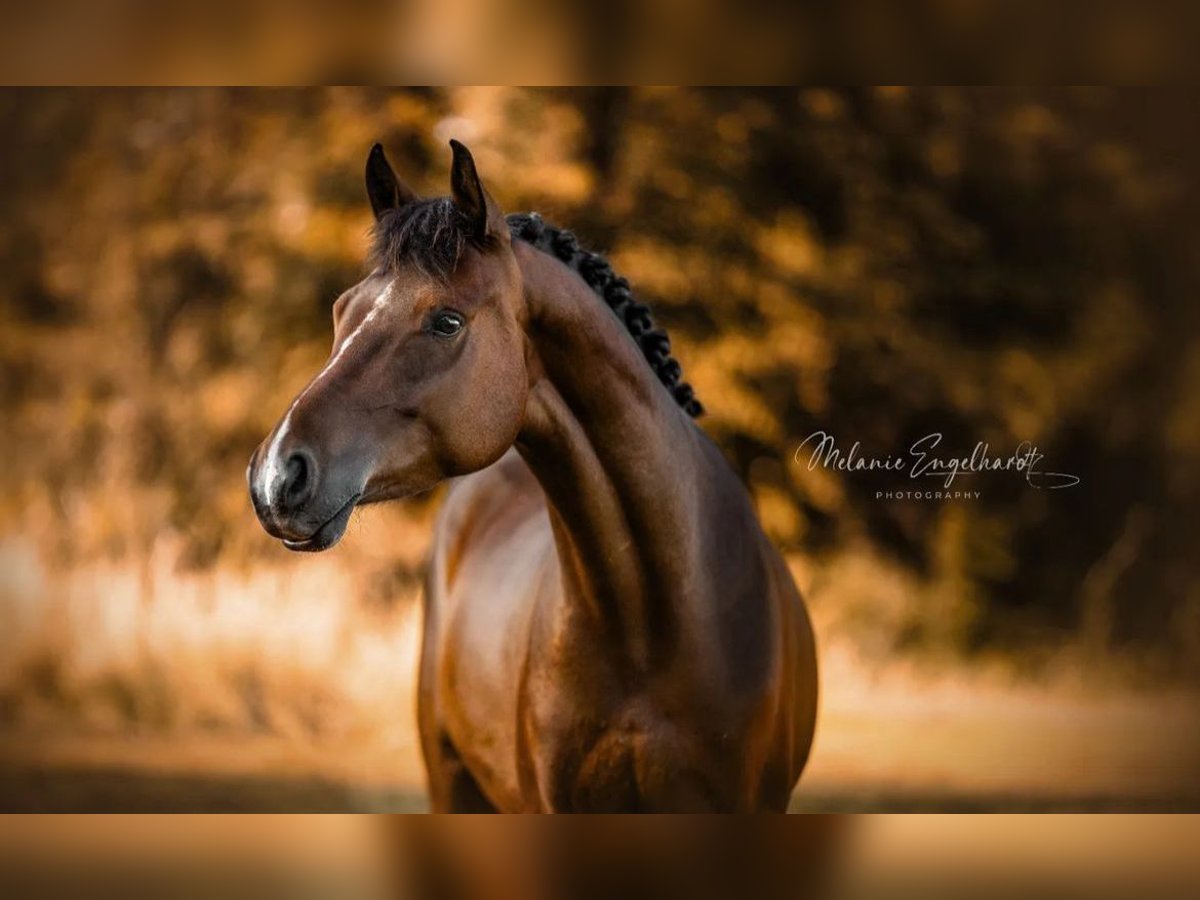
left=419, top=235, right=817, bottom=812
left=249, top=142, right=817, bottom=812
left=423, top=451, right=816, bottom=812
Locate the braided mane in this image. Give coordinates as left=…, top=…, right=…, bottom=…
left=371, top=201, right=702, bottom=418
left=507, top=213, right=702, bottom=418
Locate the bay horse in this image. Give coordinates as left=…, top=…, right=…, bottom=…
left=247, top=141, right=818, bottom=812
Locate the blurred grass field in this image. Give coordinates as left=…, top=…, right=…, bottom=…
left=2, top=814, right=1199, bottom=900
left=2, top=528, right=1196, bottom=812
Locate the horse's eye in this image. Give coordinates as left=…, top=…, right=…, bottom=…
left=431, top=310, right=464, bottom=337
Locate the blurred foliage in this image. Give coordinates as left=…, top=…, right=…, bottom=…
left=1, top=88, right=1198, bottom=674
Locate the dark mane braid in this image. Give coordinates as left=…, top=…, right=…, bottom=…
left=371, top=203, right=703, bottom=418
left=508, top=212, right=703, bottom=418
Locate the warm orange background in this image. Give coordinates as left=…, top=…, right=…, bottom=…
left=0, top=88, right=1197, bottom=811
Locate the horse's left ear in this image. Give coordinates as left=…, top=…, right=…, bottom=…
left=366, top=143, right=419, bottom=220
left=449, top=140, right=507, bottom=242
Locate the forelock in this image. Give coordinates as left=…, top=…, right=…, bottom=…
left=370, top=198, right=471, bottom=280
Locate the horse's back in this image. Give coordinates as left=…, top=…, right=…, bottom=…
left=765, top=543, right=819, bottom=801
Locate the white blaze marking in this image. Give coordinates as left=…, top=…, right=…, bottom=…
left=259, top=282, right=395, bottom=506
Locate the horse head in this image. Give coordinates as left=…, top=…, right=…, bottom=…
left=248, top=142, right=529, bottom=551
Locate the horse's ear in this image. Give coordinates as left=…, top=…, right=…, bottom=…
left=365, top=143, right=418, bottom=220
left=449, top=139, right=506, bottom=242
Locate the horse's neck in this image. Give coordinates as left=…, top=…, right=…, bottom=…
left=513, top=240, right=706, bottom=668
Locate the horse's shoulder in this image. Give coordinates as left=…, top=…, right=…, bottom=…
left=430, top=449, right=548, bottom=588
left=437, top=449, right=539, bottom=528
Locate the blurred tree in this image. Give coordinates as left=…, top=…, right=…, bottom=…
left=1, top=87, right=1196, bottom=674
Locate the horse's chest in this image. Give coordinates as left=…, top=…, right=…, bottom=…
left=523, top=681, right=734, bottom=812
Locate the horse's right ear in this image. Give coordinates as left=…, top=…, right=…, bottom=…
left=365, top=143, right=419, bottom=220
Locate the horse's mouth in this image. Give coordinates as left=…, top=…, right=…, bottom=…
left=282, top=493, right=360, bottom=553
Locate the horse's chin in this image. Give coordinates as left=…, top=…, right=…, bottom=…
left=281, top=493, right=359, bottom=553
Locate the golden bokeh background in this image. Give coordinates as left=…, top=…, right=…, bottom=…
left=1, top=88, right=1198, bottom=810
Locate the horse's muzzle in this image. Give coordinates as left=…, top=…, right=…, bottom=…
left=279, top=491, right=360, bottom=552
left=247, top=440, right=360, bottom=552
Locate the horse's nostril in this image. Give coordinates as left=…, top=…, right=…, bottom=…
left=282, top=449, right=317, bottom=508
